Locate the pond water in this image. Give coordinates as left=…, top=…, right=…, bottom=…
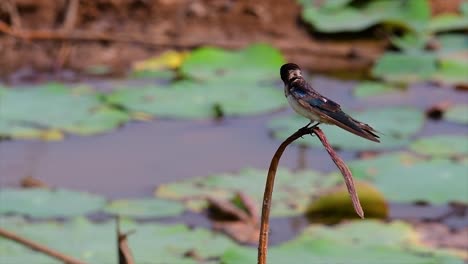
left=1, top=75, right=467, bottom=245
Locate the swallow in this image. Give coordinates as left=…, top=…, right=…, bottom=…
left=280, top=63, right=380, bottom=142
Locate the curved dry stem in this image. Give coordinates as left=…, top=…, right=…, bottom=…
left=258, top=126, right=364, bottom=264
left=257, top=126, right=314, bottom=264
left=313, top=127, right=364, bottom=218
left=0, top=227, right=86, bottom=264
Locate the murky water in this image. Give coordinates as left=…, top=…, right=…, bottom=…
left=1, top=75, right=467, bottom=243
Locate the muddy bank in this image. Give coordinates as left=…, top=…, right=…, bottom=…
left=1, top=0, right=391, bottom=78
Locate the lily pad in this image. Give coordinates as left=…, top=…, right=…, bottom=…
left=128, top=222, right=236, bottom=263
left=106, top=79, right=286, bottom=119
left=436, top=34, right=468, bottom=55
left=349, top=153, right=468, bottom=204
left=353, top=81, right=404, bottom=98
left=104, top=198, right=185, bottom=218
left=0, top=83, right=128, bottom=140
left=222, top=220, right=464, bottom=264
left=269, top=107, right=424, bottom=150
left=155, top=168, right=341, bottom=217
left=107, top=44, right=287, bottom=119
left=444, top=104, right=468, bottom=124
left=391, top=32, right=429, bottom=53
left=349, top=152, right=423, bottom=180
left=131, top=50, right=187, bottom=79
left=0, top=217, right=237, bottom=263
left=432, top=59, right=468, bottom=86
left=429, top=14, right=468, bottom=33
left=410, top=135, right=468, bottom=157
left=372, top=52, right=437, bottom=83
left=180, top=44, right=284, bottom=82
left=301, top=0, right=431, bottom=33
left=0, top=188, right=106, bottom=218
left=301, top=2, right=388, bottom=33
left=375, top=159, right=468, bottom=204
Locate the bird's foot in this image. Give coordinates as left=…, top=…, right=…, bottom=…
left=302, top=121, right=314, bottom=129
left=303, top=122, right=320, bottom=129
left=310, top=122, right=320, bottom=129
left=308, top=122, right=321, bottom=138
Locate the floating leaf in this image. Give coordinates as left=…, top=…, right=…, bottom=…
left=349, top=153, right=468, bottom=204
left=429, top=14, right=468, bottom=33
left=107, top=79, right=286, bottom=119
left=128, top=223, right=236, bottom=263
left=180, top=44, right=284, bottom=82
left=62, top=106, right=129, bottom=136
left=410, top=135, right=468, bottom=157
left=269, top=107, right=424, bottom=150
left=432, top=59, right=468, bottom=86
left=222, top=220, right=464, bottom=264
left=301, top=3, right=388, bottom=33
left=444, top=104, right=468, bottom=124
left=131, top=50, right=187, bottom=79
left=372, top=52, right=437, bottom=83
left=375, top=160, right=468, bottom=204
left=436, top=34, right=468, bottom=55
left=391, top=32, right=429, bottom=52
left=108, top=44, right=287, bottom=119
left=0, top=217, right=237, bottom=263
left=156, top=168, right=341, bottom=217
left=0, top=120, right=46, bottom=140
left=104, top=198, right=185, bottom=218
left=349, top=152, right=423, bottom=180
left=301, top=0, right=430, bottom=33
left=353, top=81, right=403, bottom=98
left=0, top=188, right=106, bottom=218
left=0, top=84, right=128, bottom=140
left=133, top=50, right=188, bottom=71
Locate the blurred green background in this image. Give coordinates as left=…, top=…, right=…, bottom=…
left=0, top=0, right=467, bottom=263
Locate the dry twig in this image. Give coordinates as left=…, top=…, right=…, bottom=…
left=0, top=227, right=87, bottom=264
left=116, top=217, right=135, bottom=264
left=257, top=126, right=364, bottom=264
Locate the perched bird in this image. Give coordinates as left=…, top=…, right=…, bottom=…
left=280, top=63, right=380, bottom=142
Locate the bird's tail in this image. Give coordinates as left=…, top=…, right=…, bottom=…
left=326, top=111, right=380, bottom=142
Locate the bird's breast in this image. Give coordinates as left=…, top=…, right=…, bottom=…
left=286, top=95, right=322, bottom=122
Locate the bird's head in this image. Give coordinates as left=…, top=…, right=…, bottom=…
left=280, top=63, right=302, bottom=84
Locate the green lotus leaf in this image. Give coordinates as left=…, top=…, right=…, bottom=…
left=410, top=135, right=468, bottom=157
left=0, top=188, right=106, bottom=218
left=432, top=59, right=468, bottom=86
left=0, top=83, right=128, bottom=140
left=429, top=14, right=468, bottom=33
left=436, top=34, right=468, bottom=55
left=444, top=104, right=468, bottom=124
left=222, top=220, right=464, bottom=264
left=104, top=198, right=185, bottom=218
left=155, top=168, right=341, bottom=217
left=0, top=217, right=237, bottom=263
left=372, top=52, right=437, bottom=83
left=353, top=81, right=404, bottom=98
left=180, top=44, right=284, bottom=82
left=349, top=153, right=468, bottom=204
left=106, top=79, right=286, bottom=119
left=301, top=0, right=430, bottom=33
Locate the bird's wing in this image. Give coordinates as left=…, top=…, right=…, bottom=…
left=290, top=86, right=380, bottom=142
